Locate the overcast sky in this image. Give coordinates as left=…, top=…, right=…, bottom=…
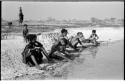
left=2, top=2, right=124, bottom=21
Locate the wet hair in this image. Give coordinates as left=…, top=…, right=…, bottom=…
left=26, top=34, right=37, bottom=42
left=61, top=29, right=68, bottom=33
left=92, top=30, right=96, bottom=33
left=24, top=24, right=28, bottom=27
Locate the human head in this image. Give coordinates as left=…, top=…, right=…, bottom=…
left=60, top=38, right=68, bottom=46
left=77, top=32, right=83, bottom=37
left=61, top=29, right=68, bottom=36
left=24, top=24, right=28, bottom=29
left=24, top=24, right=28, bottom=27
left=27, top=34, right=37, bottom=43
left=92, top=30, right=96, bottom=34
left=20, top=7, right=22, bottom=12
left=8, top=22, right=12, bottom=26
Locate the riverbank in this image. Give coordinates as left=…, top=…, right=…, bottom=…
left=1, top=37, right=124, bottom=80
left=1, top=27, right=124, bottom=80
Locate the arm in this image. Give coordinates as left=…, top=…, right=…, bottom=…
left=68, top=36, right=73, bottom=42
left=59, top=46, right=70, bottom=56
left=40, top=47, right=49, bottom=59
left=53, top=36, right=60, bottom=45
left=35, top=41, right=43, bottom=47
left=22, top=45, right=32, bottom=63
left=55, top=51, right=71, bottom=61
left=30, top=46, right=50, bottom=60
left=96, top=34, right=99, bottom=40
left=77, top=38, right=83, bottom=45
left=35, top=41, right=50, bottom=60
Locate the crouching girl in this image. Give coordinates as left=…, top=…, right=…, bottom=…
left=21, top=34, right=50, bottom=70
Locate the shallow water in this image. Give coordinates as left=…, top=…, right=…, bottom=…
left=66, top=40, right=124, bottom=79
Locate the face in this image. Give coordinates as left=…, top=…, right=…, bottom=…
left=60, top=39, right=65, bottom=45
left=92, top=30, right=96, bottom=34
left=77, top=33, right=83, bottom=37
left=31, top=38, right=37, bottom=43
left=80, top=33, right=83, bottom=37
left=92, top=32, right=96, bottom=34
left=62, top=32, right=68, bottom=36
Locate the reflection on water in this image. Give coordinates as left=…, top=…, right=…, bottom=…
left=64, top=41, right=123, bottom=79
left=88, top=47, right=98, bottom=59
left=52, top=39, right=123, bottom=79
left=49, top=46, right=100, bottom=79
left=73, top=46, right=99, bottom=65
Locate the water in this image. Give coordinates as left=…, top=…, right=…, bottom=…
left=53, top=27, right=124, bottom=42
left=66, top=40, right=124, bottom=80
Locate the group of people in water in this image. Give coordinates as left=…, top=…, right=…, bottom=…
left=22, top=24, right=99, bottom=70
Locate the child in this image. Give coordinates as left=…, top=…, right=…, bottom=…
left=89, top=30, right=99, bottom=45
left=53, top=29, right=68, bottom=44
left=49, top=38, right=71, bottom=61
left=49, top=29, right=72, bottom=61
left=23, top=24, right=29, bottom=42
left=69, top=32, right=86, bottom=50
left=21, top=34, right=50, bottom=70
left=53, top=29, right=71, bottom=50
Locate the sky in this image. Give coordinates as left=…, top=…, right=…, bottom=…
left=2, top=2, right=124, bottom=21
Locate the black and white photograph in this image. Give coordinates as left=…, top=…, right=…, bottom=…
left=1, top=1, right=124, bottom=80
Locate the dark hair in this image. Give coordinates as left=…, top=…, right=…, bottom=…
left=92, top=30, right=96, bottom=33
left=8, top=22, right=12, bottom=26
left=61, top=29, right=68, bottom=33
left=26, top=34, right=37, bottom=42
left=77, top=32, right=83, bottom=35
left=24, top=24, right=28, bottom=27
